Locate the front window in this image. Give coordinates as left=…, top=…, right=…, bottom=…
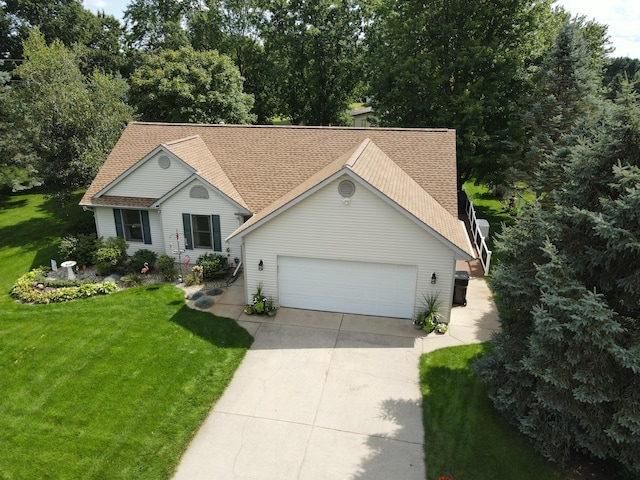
left=122, top=209, right=143, bottom=242
left=192, top=214, right=213, bottom=248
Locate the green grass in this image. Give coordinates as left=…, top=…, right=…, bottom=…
left=421, top=344, right=561, bottom=480
left=0, top=192, right=253, bottom=479
left=462, top=180, right=515, bottom=253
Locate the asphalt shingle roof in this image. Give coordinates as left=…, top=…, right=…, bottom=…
left=81, top=122, right=471, bottom=256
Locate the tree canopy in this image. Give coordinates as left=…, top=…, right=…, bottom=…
left=261, top=0, right=365, bottom=126
left=128, top=46, right=255, bottom=124
left=0, top=30, right=132, bottom=191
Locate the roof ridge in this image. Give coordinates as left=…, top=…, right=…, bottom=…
left=162, top=135, right=200, bottom=146
left=128, top=121, right=452, bottom=133
left=344, top=138, right=372, bottom=168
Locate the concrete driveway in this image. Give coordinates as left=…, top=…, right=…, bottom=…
left=173, top=277, right=499, bottom=480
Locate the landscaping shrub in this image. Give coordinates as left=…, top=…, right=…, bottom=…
left=10, top=267, right=117, bottom=304
left=129, top=249, right=158, bottom=273
left=58, top=234, right=99, bottom=267
left=196, top=253, right=228, bottom=279
left=121, top=273, right=143, bottom=287
left=157, top=254, right=177, bottom=281
left=93, top=237, right=129, bottom=275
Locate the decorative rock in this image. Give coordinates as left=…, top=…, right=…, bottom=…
left=193, top=295, right=214, bottom=309
left=104, top=274, right=120, bottom=284
left=206, top=288, right=224, bottom=296
left=187, top=291, right=204, bottom=301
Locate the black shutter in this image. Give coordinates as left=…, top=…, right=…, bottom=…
left=212, top=214, right=221, bottom=251
left=113, top=209, right=124, bottom=238
left=141, top=210, right=152, bottom=245
left=182, top=214, right=193, bottom=250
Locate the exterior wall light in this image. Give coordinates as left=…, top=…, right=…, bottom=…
left=258, top=259, right=264, bottom=271
left=431, top=272, right=437, bottom=284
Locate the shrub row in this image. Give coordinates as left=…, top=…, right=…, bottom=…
left=58, top=235, right=229, bottom=280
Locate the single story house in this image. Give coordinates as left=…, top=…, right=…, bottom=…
left=80, top=122, right=474, bottom=321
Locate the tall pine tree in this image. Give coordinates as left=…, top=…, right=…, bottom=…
left=477, top=82, right=640, bottom=474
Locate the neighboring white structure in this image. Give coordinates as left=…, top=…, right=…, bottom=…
left=81, top=122, right=474, bottom=320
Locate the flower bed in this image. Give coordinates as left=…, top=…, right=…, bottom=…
left=10, top=267, right=117, bottom=304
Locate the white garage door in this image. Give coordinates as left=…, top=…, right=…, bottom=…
left=278, top=257, right=417, bottom=318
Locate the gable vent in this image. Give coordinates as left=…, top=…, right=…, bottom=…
left=338, top=179, right=355, bottom=198
left=158, top=155, right=171, bottom=169
left=190, top=185, right=209, bottom=199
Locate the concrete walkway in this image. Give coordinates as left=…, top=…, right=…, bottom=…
left=173, top=276, right=499, bottom=480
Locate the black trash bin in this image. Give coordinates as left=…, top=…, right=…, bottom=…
left=453, top=270, right=469, bottom=306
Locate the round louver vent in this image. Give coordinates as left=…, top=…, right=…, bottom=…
left=158, top=155, right=171, bottom=169
left=338, top=179, right=355, bottom=198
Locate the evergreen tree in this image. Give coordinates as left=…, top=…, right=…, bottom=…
left=521, top=20, right=601, bottom=191
left=476, top=84, right=640, bottom=475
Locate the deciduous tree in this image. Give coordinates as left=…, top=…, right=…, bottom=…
left=128, top=46, right=255, bottom=124
left=365, top=0, right=558, bottom=185
left=1, top=30, right=132, bottom=191
left=261, top=0, right=365, bottom=125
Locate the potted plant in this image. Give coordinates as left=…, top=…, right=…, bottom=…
left=412, top=292, right=442, bottom=333
left=252, top=282, right=266, bottom=314
left=244, top=305, right=255, bottom=315
left=266, top=296, right=277, bottom=316
left=435, top=322, right=448, bottom=334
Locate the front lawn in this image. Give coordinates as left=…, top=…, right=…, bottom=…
left=0, top=192, right=253, bottom=479
left=421, top=344, right=562, bottom=480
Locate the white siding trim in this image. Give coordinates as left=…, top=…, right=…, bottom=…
left=159, top=179, right=243, bottom=264
left=229, top=169, right=471, bottom=260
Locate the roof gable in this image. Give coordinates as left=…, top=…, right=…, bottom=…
left=228, top=139, right=473, bottom=257
left=82, top=134, right=248, bottom=210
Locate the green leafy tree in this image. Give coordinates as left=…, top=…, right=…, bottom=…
left=189, top=0, right=278, bottom=123
left=2, top=0, right=125, bottom=75
left=366, top=0, right=560, bottom=184
left=123, top=0, right=195, bottom=51
left=476, top=84, right=640, bottom=475
left=1, top=30, right=133, bottom=191
left=261, top=0, right=365, bottom=125
left=128, top=46, right=256, bottom=124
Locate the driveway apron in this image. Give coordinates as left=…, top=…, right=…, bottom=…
left=173, top=275, right=499, bottom=479
left=173, top=313, right=426, bottom=480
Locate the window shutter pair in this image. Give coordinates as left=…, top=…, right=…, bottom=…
left=182, top=214, right=221, bottom=251
left=113, top=208, right=152, bottom=244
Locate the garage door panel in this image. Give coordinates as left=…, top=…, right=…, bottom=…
left=278, top=257, right=416, bottom=318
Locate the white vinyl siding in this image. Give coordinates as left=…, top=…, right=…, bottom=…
left=107, top=153, right=192, bottom=198
left=93, top=206, right=166, bottom=256
left=160, top=180, right=241, bottom=263
left=242, top=175, right=457, bottom=321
